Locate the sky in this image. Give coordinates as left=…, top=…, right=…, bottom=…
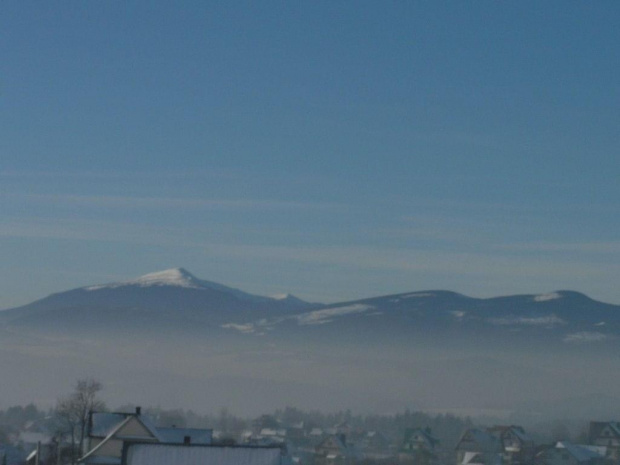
left=1, top=1, right=619, bottom=308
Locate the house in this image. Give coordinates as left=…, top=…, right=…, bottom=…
left=402, top=428, right=439, bottom=453
left=589, top=422, right=620, bottom=462
left=286, top=423, right=306, bottom=442
left=487, top=426, right=535, bottom=465
left=315, top=435, right=356, bottom=465
left=79, top=407, right=212, bottom=465
left=399, top=428, right=439, bottom=465
left=535, top=442, right=605, bottom=465
left=121, top=443, right=285, bottom=465
left=334, top=423, right=352, bottom=437
left=456, top=429, right=502, bottom=465
left=360, top=431, right=391, bottom=456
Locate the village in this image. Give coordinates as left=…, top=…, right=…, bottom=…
left=1, top=400, right=618, bottom=465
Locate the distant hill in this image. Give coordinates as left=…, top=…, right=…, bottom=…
left=220, top=289, right=620, bottom=348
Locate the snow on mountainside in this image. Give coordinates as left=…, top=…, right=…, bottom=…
left=220, top=289, right=620, bottom=346
left=84, top=267, right=271, bottom=303
left=86, top=268, right=203, bottom=289
left=0, top=268, right=317, bottom=330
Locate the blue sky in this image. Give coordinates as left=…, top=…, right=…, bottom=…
left=1, top=1, right=619, bottom=307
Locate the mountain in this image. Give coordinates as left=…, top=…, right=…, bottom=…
left=1, top=269, right=619, bottom=419
left=2, top=269, right=618, bottom=345
left=0, top=268, right=317, bottom=333
left=220, top=289, right=620, bottom=349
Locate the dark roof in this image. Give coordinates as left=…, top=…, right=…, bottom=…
left=91, top=413, right=132, bottom=437
left=155, top=427, right=212, bottom=445
left=404, top=428, right=439, bottom=446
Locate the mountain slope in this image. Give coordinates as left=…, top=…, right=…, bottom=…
left=221, top=289, right=620, bottom=347
left=0, top=268, right=317, bottom=332
left=2, top=270, right=619, bottom=345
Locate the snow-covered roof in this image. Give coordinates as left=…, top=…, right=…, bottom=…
left=461, top=452, right=483, bottom=465
left=123, top=444, right=282, bottom=465
left=460, top=452, right=501, bottom=465
left=556, top=442, right=605, bottom=462
left=458, top=429, right=501, bottom=451
left=260, top=429, right=282, bottom=437
left=81, top=415, right=161, bottom=464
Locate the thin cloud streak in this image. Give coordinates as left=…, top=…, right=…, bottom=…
left=0, top=168, right=239, bottom=180
left=1, top=218, right=615, bottom=281
left=205, top=244, right=617, bottom=281
left=1, top=217, right=618, bottom=304
left=3, top=193, right=342, bottom=211
left=494, top=242, right=620, bottom=254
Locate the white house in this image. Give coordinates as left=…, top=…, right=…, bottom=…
left=80, top=408, right=212, bottom=465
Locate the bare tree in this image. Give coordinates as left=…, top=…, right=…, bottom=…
left=56, top=378, right=106, bottom=465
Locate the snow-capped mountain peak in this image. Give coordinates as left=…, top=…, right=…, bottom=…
left=129, top=267, right=199, bottom=287
left=86, top=267, right=201, bottom=290
left=80, top=268, right=314, bottom=307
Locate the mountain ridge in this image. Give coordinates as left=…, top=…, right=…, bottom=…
left=1, top=269, right=618, bottom=347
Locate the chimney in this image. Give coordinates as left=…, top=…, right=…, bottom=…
left=135, top=406, right=142, bottom=415
left=184, top=436, right=191, bottom=446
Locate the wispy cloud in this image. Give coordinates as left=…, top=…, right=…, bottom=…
left=3, top=193, right=341, bottom=211
left=494, top=242, right=620, bottom=254
left=1, top=216, right=619, bottom=304
left=563, top=332, right=608, bottom=344
left=204, top=243, right=618, bottom=281
left=0, top=218, right=202, bottom=246
left=0, top=168, right=238, bottom=180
